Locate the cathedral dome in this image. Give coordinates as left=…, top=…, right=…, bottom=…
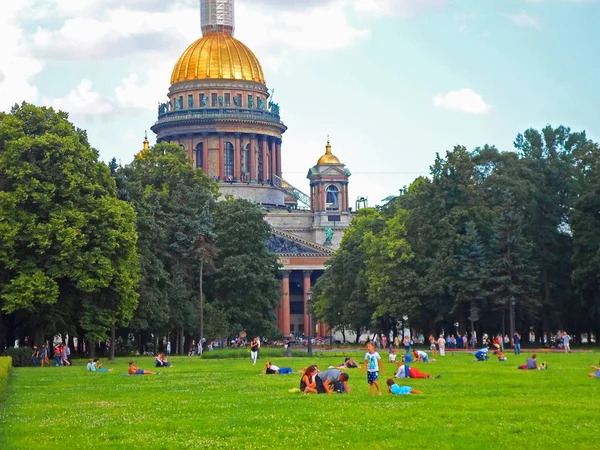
left=317, top=139, right=341, bottom=165
left=170, top=34, right=266, bottom=85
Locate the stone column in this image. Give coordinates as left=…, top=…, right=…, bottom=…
left=202, top=133, right=209, bottom=174
left=270, top=138, right=276, bottom=181
left=321, top=183, right=326, bottom=212
left=234, top=133, right=241, bottom=181
left=280, top=271, right=291, bottom=336
left=261, top=137, right=268, bottom=182
left=218, top=133, right=225, bottom=181
left=276, top=139, right=282, bottom=177
left=303, top=271, right=312, bottom=337
left=250, top=134, right=257, bottom=182
left=188, top=135, right=194, bottom=165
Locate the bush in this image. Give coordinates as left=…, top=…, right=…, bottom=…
left=2, top=347, right=34, bottom=367
left=0, top=356, right=12, bottom=398
left=200, top=347, right=364, bottom=360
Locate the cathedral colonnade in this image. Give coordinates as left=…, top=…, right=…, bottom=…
left=278, top=269, right=328, bottom=339
left=172, top=133, right=282, bottom=183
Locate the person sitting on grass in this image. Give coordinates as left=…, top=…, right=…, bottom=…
left=128, top=361, right=157, bottom=375
left=155, top=353, right=172, bottom=368
left=262, top=361, right=293, bottom=375
left=300, top=365, right=318, bottom=394
left=388, top=350, right=397, bottom=363
left=413, top=350, right=434, bottom=363
left=518, top=353, right=541, bottom=370
left=386, top=378, right=423, bottom=395
left=475, top=347, right=489, bottom=361
left=337, top=357, right=360, bottom=369
left=90, top=358, right=114, bottom=372
left=587, top=362, right=600, bottom=378
left=495, top=349, right=507, bottom=361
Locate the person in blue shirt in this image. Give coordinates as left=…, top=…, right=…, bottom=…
left=386, top=379, right=423, bottom=395
left=512, top=332, right=521, bottom=355
left=475, top=347, right=489, bottom=361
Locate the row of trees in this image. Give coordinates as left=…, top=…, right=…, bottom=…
left=314, top=125, right=600, bottom=344
left=0, top=103, right=281, bottom=356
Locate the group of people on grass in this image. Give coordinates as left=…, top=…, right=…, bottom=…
left=31, top=344, right=70, bottom=367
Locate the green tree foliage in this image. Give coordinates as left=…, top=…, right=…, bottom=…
left=209, top=198, right=281, bottom=339
left=316, top=126, right=600, bottom=341
left=313, top=208, right=382, bottom=341
left=0, top=103, right=139, bottom=343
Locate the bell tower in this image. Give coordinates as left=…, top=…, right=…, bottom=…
left=307, top=138, right=352, bottom=247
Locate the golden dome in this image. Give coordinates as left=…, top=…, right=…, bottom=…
left=317, top=138, right=341, bottom=165
left=171, top=33, right=265, bottom=85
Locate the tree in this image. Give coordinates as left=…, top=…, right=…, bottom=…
left=0, top=103, right=139, bottom=349
left=210, top=198, right=281, bottom=339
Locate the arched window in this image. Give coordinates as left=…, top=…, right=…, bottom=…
left=326, top=185, right=340, bottom=210
left=196, top=143, right=204, bottom=169
left=224, top=142, right=235, bottom=178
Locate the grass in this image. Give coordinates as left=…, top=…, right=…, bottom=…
left=0, top=351, right=599, bottom=449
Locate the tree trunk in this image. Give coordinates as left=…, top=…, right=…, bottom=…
left=199, top=257, right=204, bottom=342
left=88, top=339, right=96, bottom=358
left=176, top=331, right=180, bottom=356
left=179, top=327, right=185, bottom=355
left=109, top=326, right=116, bottom=360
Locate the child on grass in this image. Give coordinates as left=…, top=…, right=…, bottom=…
left=388, top=350, right=397, bottom=363
left=363, top=342, right=384, bottom=397
left=495, top=349, right=507, bottom=361
left=588, top=362, right=600, bottom=378
left=386, top=378, right=423, bottom=395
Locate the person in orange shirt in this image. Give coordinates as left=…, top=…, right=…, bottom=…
left=128, top=361, right=157, bottom=375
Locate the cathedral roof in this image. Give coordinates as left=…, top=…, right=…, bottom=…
left=170, top=33, right=266, bottom=85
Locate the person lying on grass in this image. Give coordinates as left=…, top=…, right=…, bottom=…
left=155, top=353, right=172, bottom=368
left=262, top=361, right=293, bottom=375
left=588, top=362, right=600, bottom=378
left=128, top=361, right=157, bottom=375
left=337, top=357, right=360, bottom=369
left=300, top=365, right=319, bottom=394
left=386, top=378, right=423, bottom=395
left=518, top=353, right=541, bottom=370
left=395, top=363, right=438, bottom=379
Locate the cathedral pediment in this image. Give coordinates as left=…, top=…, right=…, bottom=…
left=267, top=229, right=335, bottom=256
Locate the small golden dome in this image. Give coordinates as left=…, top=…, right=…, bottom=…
left=171, top=33, right=265, bottom=85
left=317, top=138, right=341, bottom=165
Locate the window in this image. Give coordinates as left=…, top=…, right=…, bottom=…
left=248, top=94, right=254, bottom=109
left=199, top=93, right=206, bottom=107
left=224, top=142, right=235, bottom=178
left=196, top=143, right=203, bottom=169
left=236, top=94, right=242, bottom=107
left=211, top=93, right=218, bottom=107
left=188, top=94, right=194, bottom=108
left=224, top=93, right=231, bottom=107
left=326, top=185, right=340, bottom=210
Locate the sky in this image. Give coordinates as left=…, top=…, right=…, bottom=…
left=2, top=0, right=600, bottom=205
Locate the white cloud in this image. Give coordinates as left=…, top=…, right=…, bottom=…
left=350, top=0, right=446, bottom=16
left=433, top=88, right=491, bottom=115
left=510, top=11, right=542, bottom=28
left=43, top=79, right=114, bottom=118
left=0, top=1, right=43, bottom=111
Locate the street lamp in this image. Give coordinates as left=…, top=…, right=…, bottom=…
left=307, top=289, right=313, bottom=357
left=510, top=296, right=516, bottom=341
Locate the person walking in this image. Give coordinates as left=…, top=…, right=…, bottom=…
left=437, top=334, right=446, bottom=357
left=512, top=331, right=521, bottom=356
left=167, top=341, right=171, bottom=357
left=250, top=337, right=259, bottom=365
left=562, top=331, right=571, bottom=353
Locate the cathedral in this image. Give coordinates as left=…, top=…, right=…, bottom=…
left=149, top=0, right=354, bottom=338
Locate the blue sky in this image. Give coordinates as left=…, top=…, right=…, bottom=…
left=2, top=0, right=599, bottom=205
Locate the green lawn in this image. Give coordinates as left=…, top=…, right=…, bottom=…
left=0, top=350, right=599, bottom=449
